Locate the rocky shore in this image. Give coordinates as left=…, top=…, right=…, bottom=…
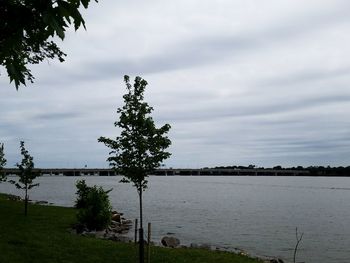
left=159, top=235, right=286, bottom=263
left=72, top=210, right=133, bottom=243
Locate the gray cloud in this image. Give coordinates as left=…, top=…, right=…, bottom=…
left=35, top=1, right=350, bottom=86
left=155, top=93, right=350, bottom=124
left=259, top=67, right=350, bottom=88
left=34, top=111, right=83, bottom=121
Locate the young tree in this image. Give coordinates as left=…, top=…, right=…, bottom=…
left=10, top=141, right=40, bottom=216
left=0, top=143, right=7, bottom=182
left=0, top=0, right=98, bottom=89
left=98, top=75, right=171, bottom=263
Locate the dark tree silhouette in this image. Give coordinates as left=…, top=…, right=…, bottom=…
left=10, top=141, right=40, bottom=216
left=0, top=0, right=97, bottom=89
left=0, top=143, right=6, bottom=182
left=99, top=75, right=171, bottom=263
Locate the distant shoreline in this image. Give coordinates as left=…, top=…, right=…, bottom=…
left=3, top=167, right=350, bottom=177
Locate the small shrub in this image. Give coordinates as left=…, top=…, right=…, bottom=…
left=75, top=180, right=112, bottom=231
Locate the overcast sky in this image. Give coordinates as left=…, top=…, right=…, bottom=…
left=1, top=0, right=350, bottom=168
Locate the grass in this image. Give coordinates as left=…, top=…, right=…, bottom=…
left=0, top=193, right=262, bottom=263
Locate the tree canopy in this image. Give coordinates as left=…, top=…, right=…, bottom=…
left=99, top=75, right=172, bottom=193
left=0, top=0, right=97, bottom=89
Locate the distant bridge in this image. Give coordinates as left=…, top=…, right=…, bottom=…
left=3, top=168, right=309, bottom=177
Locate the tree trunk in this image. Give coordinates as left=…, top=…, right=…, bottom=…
left=24, top=185, right=28, bottom=216
left=139, top=189, right=144, bottom=263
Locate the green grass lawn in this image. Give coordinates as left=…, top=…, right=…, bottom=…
left=0, top=193, right=262, bottom=263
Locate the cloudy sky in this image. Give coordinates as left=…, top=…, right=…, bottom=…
left=1, top=0, right=350, bottom=168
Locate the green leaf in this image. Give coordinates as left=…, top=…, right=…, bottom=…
left=1, top=0, right=98, bottom=89
left=81, top=0, right=90, bottom=8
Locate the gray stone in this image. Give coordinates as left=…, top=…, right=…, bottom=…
left=111, top=213, right=121, bottom=222
left=161, top=236, right=180, bottom=248
left=122, top=219, right=132, bottom=225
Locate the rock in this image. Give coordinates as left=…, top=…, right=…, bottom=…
left=111, top=213, right=121, bottom=222
left=112, top=211, right=123, bottom=216
left=122, top=219, right=132, bottom=225
left=110, top=220, right=119, bottom=226
left=270, top=259, right=284, bottom=263
left=161, top=236, right=180, bottom=248
left=120, top=224, right=130, bottom=231
left=109, top=221, right=131, bottom=234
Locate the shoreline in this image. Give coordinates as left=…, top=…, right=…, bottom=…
left=3, top=193, right=287, bottom=263
left=4, top=167, right=350, bottom=177
left=0, top=192, right=264, bottom=263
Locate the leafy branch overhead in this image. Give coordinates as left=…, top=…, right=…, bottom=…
left=0, top=0, right=98, bottom=89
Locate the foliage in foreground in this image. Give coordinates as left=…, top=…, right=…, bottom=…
left=0, top=0, right=98, bottom=88
left=0, top=193, right=262, bottom=263
left=75, top=179, right=112, bottom=230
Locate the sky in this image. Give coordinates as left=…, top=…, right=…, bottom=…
left=1, top=0, right=350, bottom=168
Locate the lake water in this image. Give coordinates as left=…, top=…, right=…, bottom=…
left=1, top=176, right=349, bottom=263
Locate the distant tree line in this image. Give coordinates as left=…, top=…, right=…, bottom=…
left=211, top=165, right=350, bottom=176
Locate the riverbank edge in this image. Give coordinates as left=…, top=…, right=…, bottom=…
left=0, top=193, right=268, bottom=263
